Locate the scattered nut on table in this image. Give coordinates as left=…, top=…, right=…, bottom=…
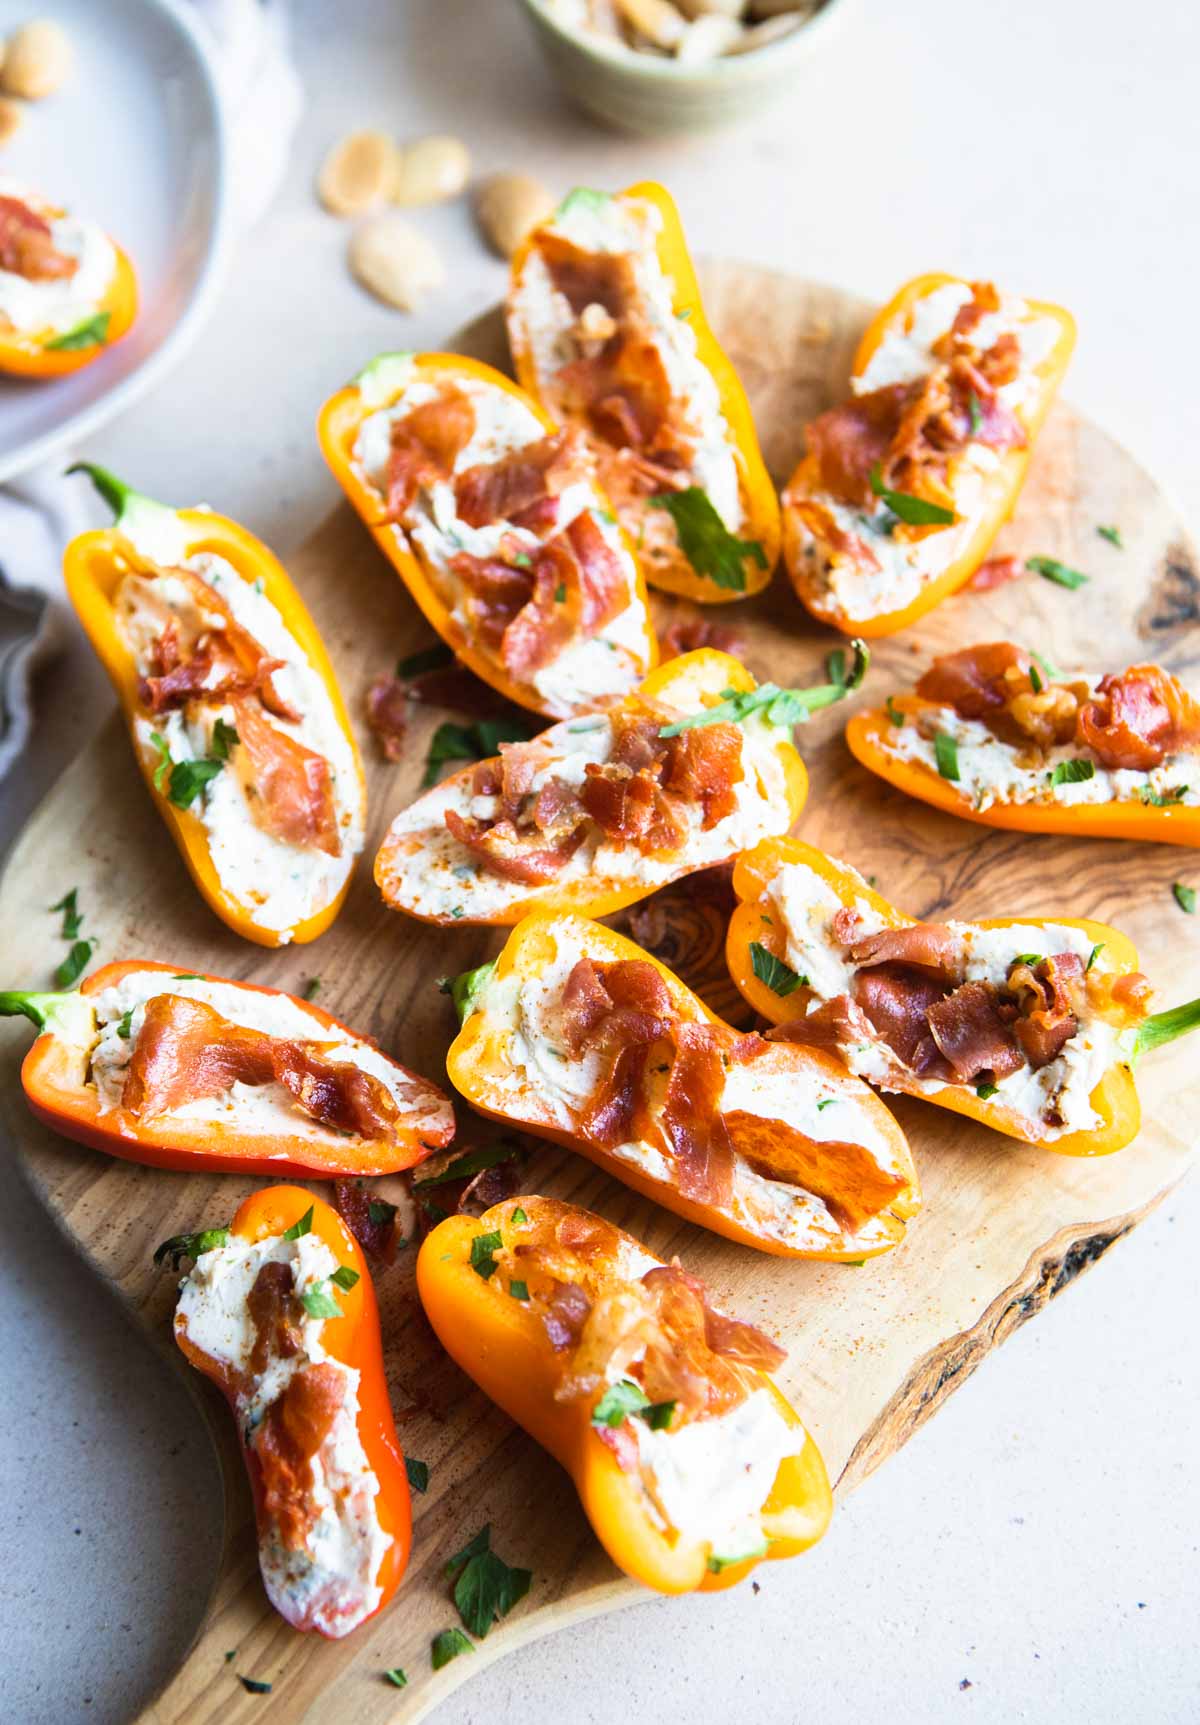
left=544, top=0, right=817, bottom=58
left=390, top=134, right=471, bottom=206
left=1, top=18, right=73, bottom=100
left=474, top=172, right=555, bottom=259
left=317, top=128, right=401, bottom=217
left=0, top=95, right=22, bottom=145
left=349, top=213, right=445, bottom=311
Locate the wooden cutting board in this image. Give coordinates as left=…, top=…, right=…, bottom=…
left=3, top=264, right=1198, bottom=1725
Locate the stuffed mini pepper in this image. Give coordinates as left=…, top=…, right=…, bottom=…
left=727, top=837, right=1200, bottom=1155
left=169, top=1186, right=411, bottom=1636
left=846, top=642, right=1200, bottom=846
left=318, top=350, right=655, bottom=718
left=65, top=465, right=367, bottom=946
left=418, top=1195, right=831, bottom=1591
left=508, top=183, right=779, bottom=604
left=0, top=959, right=454, bottom=1175
left=445, top=913, right=919, bottom=1259
left=0, top=181, right=137, bottom=375
left=782, top=275, right=1075, bottom=635
left=376, top=646, right=863, bottom=925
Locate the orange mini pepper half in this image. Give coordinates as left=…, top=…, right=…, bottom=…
left=445, top=911, right=919, bottom=1260
left=62, top=464, right=367, bottom=947
left=508, top=182, right=780, bottom=604
left=417, top=1195, right=831, bottom=1593
left=170, top=1184, right=411, bottom=1637
left=0, top=188, right=137, bottom=378
left=375, top=646, right=828, bottom=927
left=727, top=836, right=1200, bottom=1156
left=317, top=349, right=657, bottom=719
left=781, top=272, right=1075, bottom=636
left=0, top=958, right=454, bottom=1176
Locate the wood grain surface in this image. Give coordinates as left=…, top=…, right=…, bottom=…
left=2, top=264, right=1197, bottom=1724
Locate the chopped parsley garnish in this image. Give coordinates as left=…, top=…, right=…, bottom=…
left=383, top=1668, right=408, bottom=1688
left=1013, top=952, right=1043, bottom=967
left=369, top=1198, right=398, bottom=1227
left=413, top=1138, right=518, bottom=1191
left=968, top=392, right=983, bottom=436
left=282, top=1206, right=314, bottom=1241
left=236, top=1674, right=273, bottom=1695
left=641, top=1399, right=676, bottom=1431
left=1028, top=661, right=1044, bottom=694
left=1051, top=758, right=1095, bottom=786
left=1028, top=555, right=1089, bottom=590
left=446, top=1525, right=532, bottom=1640
left=45, top=310, right=110, bottom=351
left=50, top=888, right=83, bottom=940
left=1086, top=943, right=1104, bottom=972
left=511, top=1205, right=528, bottom=1226
left=153, top=1226, right=230, bottom=1269
left=469, top=1228, right=503, bottom=1280
left=406, top=1457, right=430, bottom=1494
left=592, top=1379, right=650, bottom=1427
left=431, top=1627, right=475, bottom=1669
left=649, top=487, right=766, bottom=592
left=1031, top=649, right=1060, bottom=682
left=422, top=717, right=533, bottom=786
left=817, top=1097, right=836, bottom=1110
left=658, top=642, right=869, bottom=739
left=975, top=1081, right=999, bottom=1100
left=211, top=717, right=239, bottom=760
left=149, top=731, right=225, bottom=808
left=397, top=641, right=455, bottom=680
left=1139, top=784, right=1188, bottom=807
left=1097, top=524, right=1123, bottom=549
left=749, top=942, right=807, bottom=997
left=300, top=1280, right=343, bottom=1320
left=54, top=939, right=95, bottom=989
left=554, top=581, right=566, bottom=602
left=116, top=1008, right=134, bottom=1039
left=933, top=731, right=960, bottom=781
left=885, top=695, right=904, bottom=728
left=330, top=1265, right=360, bottom=1291
left=1172, top=882, right=1196, bottom=915
left=302, top=977, right=321, bottom=1000
left=869, top=464, right=955, bottom=526
left=509, top=1278, right=530, bottom=1301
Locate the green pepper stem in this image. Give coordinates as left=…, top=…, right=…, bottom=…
left=0, top=988, right=95, bottom=1042
left=446, top=961, right=498, bottom=1027
left=1131, top=996, right=1200, bottom=1060
left=66, top=461, right=137, bottom=518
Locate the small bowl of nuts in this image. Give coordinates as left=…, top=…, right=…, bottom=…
left=517, top=0, right=845, bottom=133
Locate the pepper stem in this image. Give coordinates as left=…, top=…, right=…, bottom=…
left=659, top=639, right=870, bottom=739
left=442, top=961, right=497, bottom=1027
left=67, top=462, right=185, bottom=562
left=66, top=461, right=135, bottom=518
left=0, top=988, right=95, bottom=1042
left=1130, top=996, right=1200, bottom=1060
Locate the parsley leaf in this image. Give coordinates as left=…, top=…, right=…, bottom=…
left=1028, top=555, right=1089, bottom=590
left=1139, top=784, right=1188, bottom=807
left=934, top=731, right=960, bottom=781
left=817, top=1097, right=836, bottom=1110
left=1028, top=661, right=1044, bottom=694
left=302, top=977, right=321, bottom=1000
left=236, top=1674, right=272, bottom=1695
left=592, top=1379, right=650, bottom=1428
left=446, top=1526, right=532, bottom=1640
left=369, top=1198, right=398, bottom=1227
left=1086, top=943, right=1104, bottom=972
left=330, top=1265, right=360, bottom=1291
left=431, top=1628, right=474, bottom=1669
left=975, top=1081, right=999, bottom=1099
left=1173, top=882, right=1196, bottom=915
left=406, top=1457, right=430, bottom=1493
left=422, top=717, right=533, bottom=787
left=469, top=1228, right=503, bottom=1280
left=658, top=641, right=868, bottom=739
left=445, top=1527, right=491, bottom=1577
left=397, top=641, right=454, bottom=680
left=210, top=717, right=239, bottom=761
left=1097, top=524, right=1123, bottom=549
left=511, top=1205, right=529, bottom=1226
left=45, top=310, right=110, bottom=351
left=153, top=1227, right=230, bottom=1269
left=55, top=939, right=95, bottom=988
left=869, top=464, right=956, bottom=526
left=116, top=1008, right=134, bottom=1039
left=1051, top=758, right=1095, bottom=786
left=509, top=1278, right=530, bottom=1301
left=641, top=1400, right=676, bottom=1431
left=885, top=695, right=904, bottom=728
left=50, top=888, right=82, bottom=940
left=749, top=942, right=807, bottom=996
left=384, top=1668, right=408, bottom=1688
left=149, top=733, right=225, bottom=808
left=300, top=1280, right=343, bottom=1320
left=414, top=1139, right=517, bottom=1191
left=282, top=1206, right=314, bottom=1241
left=968, top=391, right=983, bottom=436
left=649, top=488, right=767, bottom=592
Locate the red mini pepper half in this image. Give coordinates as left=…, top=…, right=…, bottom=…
left=169, top=1185, right=411, bottom=1637
left=0, top=959, right=454, bottom=1176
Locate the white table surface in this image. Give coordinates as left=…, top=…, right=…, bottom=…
left=3, top=1, right=1199, bottom=1720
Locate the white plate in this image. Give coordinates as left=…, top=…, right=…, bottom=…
left=0, top=0, right=230, bottom=483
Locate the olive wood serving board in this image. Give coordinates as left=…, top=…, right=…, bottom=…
left=2, top=265, right=1198, bottom=1725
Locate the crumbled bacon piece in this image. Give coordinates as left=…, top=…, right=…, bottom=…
left=542, top=1280, right=592, bottom=1351
left=133, top=566, right=301, bottom=724
left=247, top=1261, right=305, bottom=1376
left=579, top=763, right=687, bottom=852
left=232, top=696, right=341, bottom=857
left=333, top=1180, right=397, bottom=1261
left=1076, top=664, right=1200, bottom=771
left=254, top=1361, right=346, bottom=1552
left=0, top=194, right=77, bottom=281
left=384, top=387, right=476, bottom=519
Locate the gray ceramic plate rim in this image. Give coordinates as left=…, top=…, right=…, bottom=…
left=519, top=0, right=848, bottom=81
left=0, top=0, right=233, bottom=485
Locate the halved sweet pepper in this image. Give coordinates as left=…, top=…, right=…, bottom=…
left=417, top=1195, right=831, bottom=1593
left=0, top=188, right=137, bottom=378
left=445, top=911, right=919, bottom=1259
left=63, top=464, right=366, bottom=947
left=171, top=1185, right=411, bottom=1637
left=508, top=182, right=780, bottom=604
left=727, top=836, right=1200, bottom=1156
left=781, top=273, right=1075, bottom=636
left=317, top=349, right=656, bottom=719
left=375, top=646, right=837, bottom=926
left=0, top=958, right=454, bottom=1175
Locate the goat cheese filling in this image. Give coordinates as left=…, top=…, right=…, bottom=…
left=0, top=178, right=116, bottom=337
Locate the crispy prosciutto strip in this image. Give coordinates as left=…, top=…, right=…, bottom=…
left=1077, top=664, right=1200, bottom=771
left=122, top=994, right=411, bottom=1141
left=232, top=696, right=341, bottom=857
left=134, top=566, right=300, bottom=723
left=659, top=1024, right=735, bottom=1208
left=1006, top=953, right=1082, bottom=1067
left=454, top=429, right=578, bottom=531
left=853, top=968, right=951, bottom=1077
left=248, top=1260, right=306, bottom=1375
left=333, top=1180, right=398, bottom=1261
left=384, top=386, right=476, bottom=519
left=789, top=500, right=882, bottom=574
left=0, top=193, right=77, bottom=282
left=539, top=233, right=639, bottom=322
left=557, top=330, right=673, bottom=453
left=254, top=1356, right=347, bottom=1551
left=915, top=641, right=1031, bottom=716
left=845, top=920, right=960, bottom=979
left=926, top=981, right=1025, bottom=1082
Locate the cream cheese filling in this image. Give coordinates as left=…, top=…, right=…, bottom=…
left=118, top=552, right=364, bottom=938
left=0, top=178, right=117, bottom=336
left=352, top=372, right=650, bottom=717
left=177, top=1231, right=389, bottom=1637
left=764, top=858, right=1124, bottom=1140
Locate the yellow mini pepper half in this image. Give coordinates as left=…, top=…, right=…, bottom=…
left=0, top=194, right=137, bottom=378
left=63, top=464, right=366, bottom=948
left=508, top=182, right=780, bottom=604
left=417, top=1195, right=832, bottom=1593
